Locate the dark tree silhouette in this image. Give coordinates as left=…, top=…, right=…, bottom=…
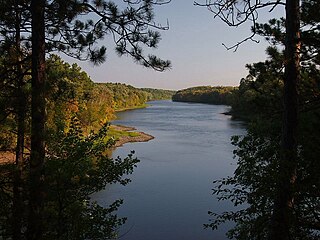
left=27, top=1, right=46, bottom=239
left=195, top=0, right=301, bottom=239
left=0, top=1, right=171, bottom=239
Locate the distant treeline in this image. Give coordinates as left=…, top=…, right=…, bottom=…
left=94, top=83, right=175, bottom=112
left=171, top=83, right=282, bottom=120
left=47, top=57, right=175, bottom=133
left=141, top=88, right=176, bottom=101
left=172, top=86, right=235, bottom=105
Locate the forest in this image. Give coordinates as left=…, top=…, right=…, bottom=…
left=172, top=86, right=234, bottom=105
left=173, top=42, right=320, bottom=238
left=174, top=0, right=320, bottom=239
left=0, top=54, right=173, bottom=239
left=0, top=0, right=319, bottom=240
left=1, top=55, right=174, bottom=151
left=0, top=0, right=173, bottom=237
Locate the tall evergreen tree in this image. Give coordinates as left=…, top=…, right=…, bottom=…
left=28, top=1, right=46, bottom=239
left=270, top=1, right=300, bottom=239
left=0, top=1, right=171, bottom=239
left=194, top=0, right=307, bottom=239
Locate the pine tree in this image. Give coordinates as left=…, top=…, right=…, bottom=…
left=0, top=1, right=171, bottom=239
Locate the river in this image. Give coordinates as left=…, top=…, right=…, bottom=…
left=93, top=100, right=245, bottom=240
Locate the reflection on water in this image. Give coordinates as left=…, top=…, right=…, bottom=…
left=92, top=100, right=245, bottom=240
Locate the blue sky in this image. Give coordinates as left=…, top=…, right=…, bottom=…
left=66, top=0, right=284, bottom=90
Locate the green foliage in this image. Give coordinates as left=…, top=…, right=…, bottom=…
left=46, top=55, right=94, bottom=133
left=0, top=117, right=139, bottom=239
left=206, top=119, right=282, bottom=239
left=96, top=83, right=149, bottom=111
left=207, top=1, right=320, bottom=238
left=207, top=110, right=320, bottom=239
left=140, top=88, right=176, bottom=101
left=172, top=86, right=235, bottom=105
left=1, top=1, right=171, bottom=238
left=44, top=117, right=139, bottom=239
left=229, top=48, right=284, bottom=119
left=0, top=0, right=171, bottom=70
left=93, top=83, right=175, bottom=112
left=46, top=56, right=173, bottom=134
left=108, top=127, right=140, bottom=140
left=229, top=44, right=320, bottom=120
left=1, top=54, right=170, bottom=149
left=0, top=48, right=31, bottom=151
left=82, top=83, right=115, bottom=126
left=1, top=53, right=169, bottom=239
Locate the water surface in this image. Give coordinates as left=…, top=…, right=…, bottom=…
left=93, top=100, right=245, bottom=240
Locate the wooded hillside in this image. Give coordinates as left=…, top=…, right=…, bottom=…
left=172, top=86, right=235, bottom=105
left=1, top=55, right=174, bottom=151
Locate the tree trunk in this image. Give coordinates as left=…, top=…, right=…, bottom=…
left=13, top=93, right=26, bottom=240
left=27, top=0, right=46, bottom=239
left=13, top=89, right=26, bottom=240
left=13, top=1, right=25, bottom=238
left=269, top=0, right=300, bottom=239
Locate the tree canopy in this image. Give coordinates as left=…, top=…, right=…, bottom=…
left=200, top=0, right=320, bottom=239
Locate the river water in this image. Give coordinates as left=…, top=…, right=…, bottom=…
left=93, top=100, right=245, bottom=240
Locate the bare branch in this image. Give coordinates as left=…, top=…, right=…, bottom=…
left=194, top=0, right=285, bottom=50
left=222, top=32, right=260, bottom=51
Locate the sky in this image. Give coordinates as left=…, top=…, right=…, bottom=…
left=65, top=0, right=285, bottom=90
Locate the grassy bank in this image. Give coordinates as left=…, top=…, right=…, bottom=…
left=108, top=125, right=154, bottom=147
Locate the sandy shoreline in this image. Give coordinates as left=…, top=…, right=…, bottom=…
left=111, top=124, right=154, bottom=147
left=0, top=124, right=154, bottom=164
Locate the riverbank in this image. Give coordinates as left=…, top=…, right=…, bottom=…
left=115, top=104, right=148, bottom=113
left=110, top=124, right=154, bottom=147
left=94, top=100, right=246, bottom=240
left=0, top=124, right=154, bottom=164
